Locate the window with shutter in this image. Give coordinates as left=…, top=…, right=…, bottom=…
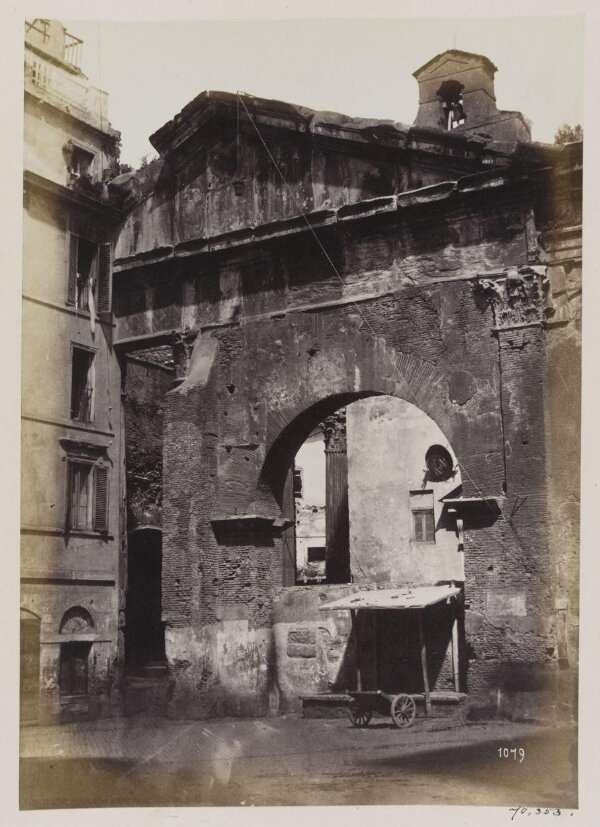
left=67, top=234, right=98, bottom=310
left=64, top=460, right=74, bottom=530
left=67, top=233, right=78, bottom=305
left=97, top=242, right=112, bottom=314
left=64, top=456, right=109, bottom=534
left=66, top=461, right=93, bottom=530
left=410, top=490, right=436, bottom=544
left=70, top=346, right=95, bottom=422
left=94, top=465, right=109, bottom=533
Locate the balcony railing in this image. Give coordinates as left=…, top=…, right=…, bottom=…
left=25, top=20, right=83, bottom=71
left=64, top=32, right=83, bottom=71
left=24, top=52, right=108, bottom=129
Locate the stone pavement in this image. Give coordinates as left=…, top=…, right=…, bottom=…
left=20, top=714, right=578, bottom=809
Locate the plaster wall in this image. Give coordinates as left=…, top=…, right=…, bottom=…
left=347, top=396, right=462, bottom=586
left=24, top=96, right=117, bottom=189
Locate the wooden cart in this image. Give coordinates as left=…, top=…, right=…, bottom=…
left=347, top=689, right=419, bottom=728
left=319, top=583, right=462, bottom=728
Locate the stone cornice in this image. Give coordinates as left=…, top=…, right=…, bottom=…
left=23, top=169, right=124, bottom=222
left=114, top=168, right=555, bottom=275
left=149, top=89, right=564, bottom=169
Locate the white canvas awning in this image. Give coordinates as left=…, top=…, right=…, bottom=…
left=318, top=584, right=461, bottom=612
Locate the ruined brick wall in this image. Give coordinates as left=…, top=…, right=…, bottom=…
left=123, top=353, right=174, bottom=529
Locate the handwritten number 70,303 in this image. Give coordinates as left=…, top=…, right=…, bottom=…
left=509, top=808, right=571, bottom=820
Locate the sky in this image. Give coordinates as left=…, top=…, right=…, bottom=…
left=65, top=16, right=584, bottom=168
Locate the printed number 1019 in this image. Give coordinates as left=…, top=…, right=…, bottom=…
left=498, top=747, right=525, bottom=762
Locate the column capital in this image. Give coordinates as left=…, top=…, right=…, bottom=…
left=321, top=409, right=347, bottom=452
left=475, top=266, right=551, bottom=331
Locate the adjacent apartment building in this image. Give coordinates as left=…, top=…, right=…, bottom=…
left=21, top=19, right=124, bottom=722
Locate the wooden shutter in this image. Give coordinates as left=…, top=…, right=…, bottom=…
left=67, top=233, right=78, bottom=305
left=97, top=243, right=113, bottom=313
left=413, top=511, right=423, bottom=542
left=64, top=461, right=74, bottom=530
left=424, top=511, right=435, bottom=543
left=94, top=465, right=109, bottom=533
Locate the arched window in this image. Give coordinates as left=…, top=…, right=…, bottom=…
left=59, top=606, right=94, bottom=634
left=58, top=607, right=94, bottom=699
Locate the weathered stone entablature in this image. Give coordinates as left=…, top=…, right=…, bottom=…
left=113, top=85, right=570, bottom=268
left=113, top=160, right=575, bottom=355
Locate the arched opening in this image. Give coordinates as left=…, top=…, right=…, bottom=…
left=293, top=427, right=327, bottom=584
left=125, top=526, right=166, bottom=672
left=59, top=606, right=94, bottom=633
left=437, top=79, right=466, bottom=129
left=273, top=394, right=463, bottom=588
left=265, top=393, right=468, bottom=702
left=58, top=607, right=95, bottom=702
left=20, top=608, right=41, bottom=723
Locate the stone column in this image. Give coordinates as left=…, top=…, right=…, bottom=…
left=321, top=409, right=350, bottom=584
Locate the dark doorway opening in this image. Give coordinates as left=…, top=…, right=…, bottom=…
left=374, top=605, right=455, bottom=694
left=59, top=641, right=91, bottom=699
left=125, top=528, right=166, bottom=671
left=20, top=610, right=41, bottom=723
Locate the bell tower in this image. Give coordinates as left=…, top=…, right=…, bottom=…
left=412, top=49, right=531, bottom=142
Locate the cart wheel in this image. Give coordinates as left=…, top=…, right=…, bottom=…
left=348, top=702, right=372, bottom=728
left=390, top=694, right=416, bottom=728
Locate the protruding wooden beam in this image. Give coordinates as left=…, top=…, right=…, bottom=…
left=350, top=609, right=362, bottom=691
left=452, top=607, right=460, bottom=692
left=418, top=610, right=431, bottom=716
left=372, top=611, right=378, bottom=690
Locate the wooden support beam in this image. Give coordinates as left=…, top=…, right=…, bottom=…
left=452, top=607, right=460, bottom=692
left=351, top=609, right=362, bottom=691
left=372, top=611, right=378, bottom=690
left=418, top=610, right=431, bottom=716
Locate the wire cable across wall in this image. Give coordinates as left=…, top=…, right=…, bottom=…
left=235, top=91, right=533, bottom=578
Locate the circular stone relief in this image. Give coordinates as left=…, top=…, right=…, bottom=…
left=425, top=444, right=455, bottom=482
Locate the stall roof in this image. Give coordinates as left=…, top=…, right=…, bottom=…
left=319, top=584, right=461, bottom=612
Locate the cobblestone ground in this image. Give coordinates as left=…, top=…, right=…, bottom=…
left=19, top=715, right=578, bottom=810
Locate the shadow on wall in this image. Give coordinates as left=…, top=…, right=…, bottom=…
left=324, top=603, right=459, bottom=695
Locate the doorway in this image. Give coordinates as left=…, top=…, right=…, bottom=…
left=20, top=609, right=41, bottom=723
left=125, top=528, right=166, bottom=670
